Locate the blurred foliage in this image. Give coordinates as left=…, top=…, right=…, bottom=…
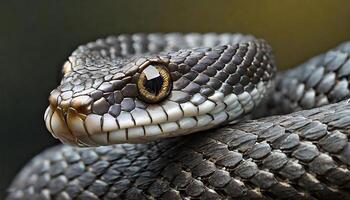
left=1, top=0, right=350, bottom=196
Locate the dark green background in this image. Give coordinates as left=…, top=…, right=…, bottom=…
left=1, top=0, right=350, bottom=197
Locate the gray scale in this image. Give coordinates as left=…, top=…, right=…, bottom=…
left=220, top=47, right=236, bottom=64
left=192, top=62, right=209, bottom=73
left=182, top=82, right=201, bottom=94
left=338, top=59, right=350, bottom=77
left=214, top=71, right=229, bottom=81
left=173, top=77, right=190, bottom=90
left=324, top=50, right=348, bottom=71
left=199, top=86, right=215, bottom=97
left=219, top=83, right=234, bottom=96
left=168, top=91, right=191, bottom=103
left=92, top=98, right=110, bottom=115
left=203, top=66, right=217, bottom=76
left=207, top=77, right=222, bottom=90
left=212, top=60, right=225, bottom=70
left=329, top=79, right=349, bottom=101
left=182, top=70, right=198, bottom=81
left=108, top=104, right=121, bottom=117
left=167, top=63, right=179, bottom=72
left=232, top=84, right=244, bottom=95
left=178, top=63, right=191, bottom=74
left=121, top=84, right=137, bottom=97
left=113, top=91, right=123, bottom=104
left=193, top=73, right=209, bottom=85
left=120, top=98, right=135, bottom=112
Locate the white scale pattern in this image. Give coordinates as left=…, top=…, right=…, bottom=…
left=45, top=79, right=270, bottom=145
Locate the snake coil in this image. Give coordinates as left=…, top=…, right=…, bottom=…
left=7, top=33, right=350, bottom=200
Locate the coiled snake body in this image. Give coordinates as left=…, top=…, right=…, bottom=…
left=7, top=33, right=350, bottom=199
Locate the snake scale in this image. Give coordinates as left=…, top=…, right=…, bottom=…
left=6, top=33, right=350, bottom=200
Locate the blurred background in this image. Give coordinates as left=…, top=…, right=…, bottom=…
left=1, top=0, right=350, bottom=197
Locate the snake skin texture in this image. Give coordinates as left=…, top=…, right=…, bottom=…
left=7, top=35, right=350, bottom=199
left=7, top=100, right=350, bottom=200
left=267, top=41, right=350, bottom=115
left=44, top=33, right=275, bottom=146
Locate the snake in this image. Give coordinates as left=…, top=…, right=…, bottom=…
left=6, top=33, right=350, bottom=200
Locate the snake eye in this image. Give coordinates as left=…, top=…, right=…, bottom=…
left=137, top=64, right=172, bottom=103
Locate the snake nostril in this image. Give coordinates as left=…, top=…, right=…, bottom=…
left=51, top=93, right=93, bottom=113
left=70, top=95, right=93, bottom=115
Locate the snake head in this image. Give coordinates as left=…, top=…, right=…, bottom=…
left=45, top=35, right=275, bottom=147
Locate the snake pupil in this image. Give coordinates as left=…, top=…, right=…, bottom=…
left=144, top=76, right=163, bottom=95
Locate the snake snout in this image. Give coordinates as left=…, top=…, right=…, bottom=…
left=48, top=89, right=93, bottom=114
left=45, top=89, right=95, bottom=146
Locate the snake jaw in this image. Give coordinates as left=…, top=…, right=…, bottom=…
left=49, top=80, right=270, bottom=147
left=44, top=34, right=276, bottom=147
left=45, top=84, right=270, bottom=147
left=44, top=106, right=76, bottom=145
left=46, top=88, right=97, bottom=146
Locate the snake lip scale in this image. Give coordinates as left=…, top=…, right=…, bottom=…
left=7, top=33, right=350, bottom=200
left=44, top=33, right=275, bottom=147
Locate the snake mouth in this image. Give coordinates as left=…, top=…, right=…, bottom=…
left=44, top=105, right=93, bottom=146
left=45, top=106, right=75, bottom=145
left=44, top=102, right=228, bottom=147
left=45, top=82, right=268, bottom=147
left=44, top=80, right=271, bottom=147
